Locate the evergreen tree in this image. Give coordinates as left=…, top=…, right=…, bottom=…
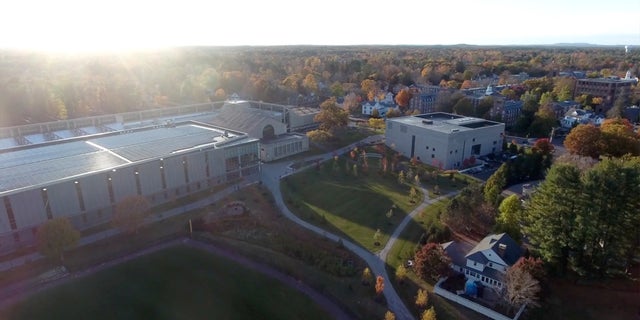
left=524, top=164, right=582, bottom=275
left=576, top=159, right=640, bottom=276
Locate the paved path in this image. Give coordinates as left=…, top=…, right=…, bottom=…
left=0, top=238, right=352, bottom=320
left=1, top=133, right=456, bottom=320
left=378, top=188, right=459, bottom=262
left=261, top=134, right=434, bottom=320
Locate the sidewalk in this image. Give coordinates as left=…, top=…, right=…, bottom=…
left=0, top=177, right=259, bottom=273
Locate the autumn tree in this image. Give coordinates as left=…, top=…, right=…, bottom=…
left=37, top=217, right=80, bottom=263
left=314, top=97, right=348, bottom=133
left=362, top=267, right=373, bottom=285
left=532, top=138, right=554, bottom=155
left=369, top=118, right=385, bottom=130
left=503, top=266, right=541, bottom=312
left=395, top=88, right=412, bottom=109
left=375, top=276, right=385, bottom=296
left=495, top=194, right=523, bottom=243
left=414, top=243, right=451, bottom=281
left=361, top=79, right=377, bottom=101
left=113, top=195, right=151, bottom=234
left=421, top=307, right=437, bottom=320
left=512, top=257, right=546, bottom=282
left=409, top=187, right=420, bottom=203
left=343, top=92, right=361, bottom=114
left=599, top=118, right=640, bottom=157
left=483, top=163, right=507, bottom=206
left=384, top=311, right=396, bottom=320
left=385, top=108, right=401, bottom=118
left=398, top=170, right=406, bottom=184
left=563, top=124, right=602, bottom=158
left=395, top=264, right=407, bottom=284
left=302, top=74, right=318, bottom=93
left=415, top=288, right=429, bottom=309
left=371, top=108, right=380, bottom=118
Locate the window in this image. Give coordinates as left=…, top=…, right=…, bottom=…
left=431, top=154, right=435, bottom=158
left=425, top=146, right=429, bottom=150
left=432, top=148, right=435, bottom=151
left=472, top=138, right=476, bottom=142
left=493, top=140, right=497, bottom=145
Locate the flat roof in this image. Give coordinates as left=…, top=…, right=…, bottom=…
left=389, top=112, right=503, bottom=133
left=577, top=78, right=636, bottom=84
left=0, top=123, right=256, bottom=195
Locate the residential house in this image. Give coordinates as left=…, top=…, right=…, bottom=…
left=442, top=233, right=523, bottom=290
left=362, top=92, right=397, bottom=117
left=561, top=108, right=605, bottom=129
left=551, top=100, right=581, bottom=120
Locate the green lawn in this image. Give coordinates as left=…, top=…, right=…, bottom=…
left=2, top=246, right=332, bottom=320
left=281, top=157, right=420, bottom=252
left=384, top=199, right=479, bottom=320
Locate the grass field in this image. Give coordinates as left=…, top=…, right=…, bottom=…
left=2, top=246, right=332, bottom=320
left=385, top=199, right=482, bottom=320
left=280, top=157, right=420, bottom=252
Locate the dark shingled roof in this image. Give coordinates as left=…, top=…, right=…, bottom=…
left=466, top=233, right=522, bottom=266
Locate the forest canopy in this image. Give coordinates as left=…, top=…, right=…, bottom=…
left=0, top=45, right=638, bottom=127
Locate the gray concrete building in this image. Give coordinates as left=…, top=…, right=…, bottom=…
left=0, top=121, right=259, bottom=254
left=385, top=113, right=505, bottom=169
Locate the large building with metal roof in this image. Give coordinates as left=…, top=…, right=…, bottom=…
left=0, top=121, right=259, bottom=253
left=385, top=112, right=505, bottom=170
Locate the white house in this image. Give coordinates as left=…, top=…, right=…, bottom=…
left=442, top=233, right=523, bottom=290
left=362, top=92, right=397, bottom=117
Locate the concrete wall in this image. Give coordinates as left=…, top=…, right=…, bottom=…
left=0, top=139, right=260, bottom=250
left=79, top=174, right=112, bottom=211
left=386, top=119, right=504, bottom=169
left=0, top=202, right=10, bottom=234
left=47, top=181, right=81, bottom=218
left=9, top=190, right=47, bottom=229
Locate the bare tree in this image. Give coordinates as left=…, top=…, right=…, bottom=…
left=504, top=266, right=541, bottom=312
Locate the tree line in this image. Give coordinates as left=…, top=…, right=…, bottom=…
left=1, top=46, right=638, bottom=127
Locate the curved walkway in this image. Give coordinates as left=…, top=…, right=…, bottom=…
left=261, top=134, right=457, bottom=320
left=0, top=238, right=352, bottom=320
left=378, top=188, right=458, bottom=261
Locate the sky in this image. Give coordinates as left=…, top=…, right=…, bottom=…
left=1, top=0, right=639, bottom=52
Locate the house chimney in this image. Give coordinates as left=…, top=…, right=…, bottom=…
left=498, top=243, right=507, bottom=257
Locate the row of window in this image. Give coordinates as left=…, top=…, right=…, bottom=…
left=273, top=141, right=304, bottom=157
left=464, top=268, right=503, bottom=288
